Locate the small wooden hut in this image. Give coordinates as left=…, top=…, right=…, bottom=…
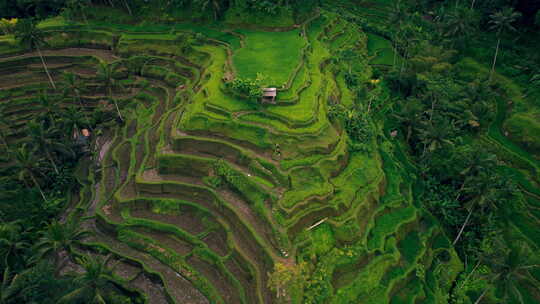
left=262, top=87, right=277, bottom=104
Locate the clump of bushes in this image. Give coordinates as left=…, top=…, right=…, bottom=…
left=328, top=103, right=374, bottom=145
left=224, top=73, right=273, bottom=102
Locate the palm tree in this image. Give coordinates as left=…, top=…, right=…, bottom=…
left=388, top=0, right=406, bottom=68
left=453, top=172, right=514, bottom=245
left=58, top=105, right=89, bottom=141
left=452, top=148, right=497, bottom=201
left=0, top=104, right=11, bottom=151
left=0, top=221, right=29, bottom=270
left=416, top=117, right=456, bottom=157
left=33, top=219, right=90, bottom=271
left=444, top=7, right=477, bottom=50
left=338, top=48, right=359, bottom=74
left=96, top=62, right=124, bottom=122
left=27, top=120, right=74, bottom=174
left=14, top=19, right=56, bottom=89
left=493, top=242, right=540, bottom=303
left=1, top=262, right=61, bottom=304
left=488, top=8, right=521, bottom=82
left=62, top=72, right=85, bottom=110
left=118, top=0, right=133, bottom=15
left=36, top=90, right=58, bottom=127
left=58, top=255, right=118, bottom=304
left=392, top=98, right=423, bottom=144
left=474, top=240, right=540, bottom=304
left=65, top=0, right=90, bottom=23
left=12, top=143, right=48, bottom=202
left=195, top=0, right=222, bottom=20
left=0, top=267, right=25, bottom=304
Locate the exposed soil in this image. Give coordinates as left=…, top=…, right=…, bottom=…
left=109, top=259, right=141, bottom=280
left=331, top=253, right=373, bottom=289
left=131, top=227, right=194, bottom=256
left=224, top=253, right=261, bottom=304
left=88, top=227, right=209, bottom=304
left=130, top=273, right=170, bottom=304
left=130, top=207, right=208, bottom=236
left=142, top=169, right=204, bottom=186
left=186, top=255, right=240, bottom=304
left=201, top=230, right=230, bottom=257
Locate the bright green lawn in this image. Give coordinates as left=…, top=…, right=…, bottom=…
left=233, top=29, right=306, bottom=85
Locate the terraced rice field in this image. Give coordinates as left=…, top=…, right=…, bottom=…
left=3, top=7, right=525, bottom=304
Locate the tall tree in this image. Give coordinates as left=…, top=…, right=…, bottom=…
left=488, top=8, right=521, bottom=82
left=64, top=0, right=90, bottom=23
left=36, top=90, right=58, bottom=127
left=14, top=19, right=56, bottom=89
left=27, top=120, right=74, bottom=175
left=0, top=267, right=26, bottom=304
left=96, top=62, right=124, bottom=122
left=59, top=106, right=88, bottom=140
left=62, top=72, right=85, bottom=110
left=0, top=221, right=29, bottom=270
left=0, top=104, right=11, bottom=151
left=33, top=219, right=90, bottom=272
left=453, top=170, right=514, bottom=245
left=416, top=117, right=456, bottom=157
left=58, top=255, right=118, bottom=304
left=393, top=98, right=423, bottom=144
left=195, top=0, right=222, bottom=20
left=12, top=143, right=48, bottom=202
left=443, top=6, right=478, bottom=50
left=388, top=0, right=406, bottom=68
left=474, top=240, right=540, bottom=303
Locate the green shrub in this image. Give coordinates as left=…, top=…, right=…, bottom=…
left=203, top=176, right=223, bottom=189
left=225, top=75, right=266, bottom=101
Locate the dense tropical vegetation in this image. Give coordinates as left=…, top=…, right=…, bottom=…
left=0, top=0, right=539, bottom=303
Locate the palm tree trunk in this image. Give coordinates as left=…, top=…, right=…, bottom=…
left=462, top=260, right=481, bottom=287
left=392, top=42, right=398, bottom=68
left=429, top=95, right=436, bottom=122
left=455, top=179, right=467, bottom=201
left=0, top=132, right=9, bottom=151
left=453, top=207, right=473, bottom=245
left=470, top=0, right=476, bottom=9
left=489, top=38, right=501, bottom=83
left=36, top=46, right=56, bottom=89
left=399, top=45, right=407, bottom=77
left=30, top=173, right=48, bottom=202
left=122, top=0, right=132, bottom=15
left=473, top=288, right=489, bottom=304
left=46, top=150, right=59, bottom=174
left=109, top=87, right=123, bottom=122
left=77, top=94, right=84, bottom=110
left=113, top=99, right=123, bottom=122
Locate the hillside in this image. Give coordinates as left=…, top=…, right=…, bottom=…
left=0, top=1, right=539, bottom=303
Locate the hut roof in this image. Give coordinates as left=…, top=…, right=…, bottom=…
left=262, top=87, right=277, bottom=97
